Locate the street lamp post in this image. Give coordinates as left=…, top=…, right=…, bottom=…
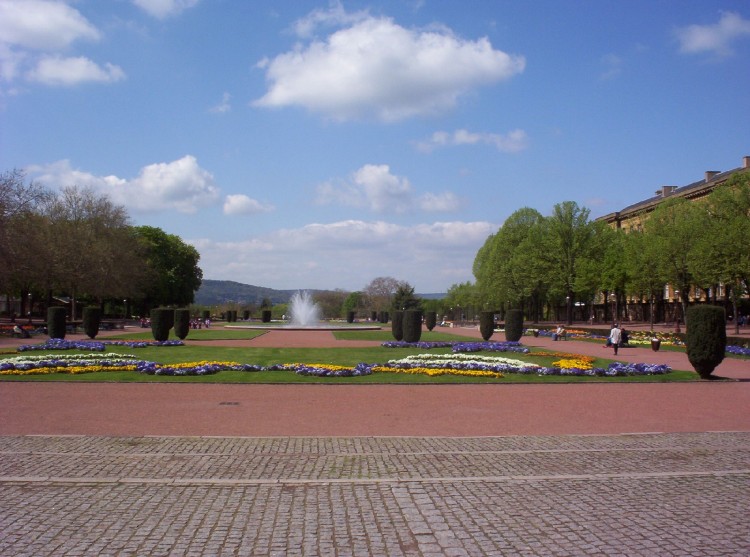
left=610, top=293, right=616, bottom=324
left=674, top=290, right=681, bottom=333
left=27, top=293, right=32, bottom=324
left=566, top=295, right=571, bottom=325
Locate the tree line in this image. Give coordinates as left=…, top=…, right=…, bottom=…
left=464, top=172, right=750, bottom=332
left=0, top=170, right=202, bottom=321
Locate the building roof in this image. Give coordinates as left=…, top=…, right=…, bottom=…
left=597, top=156, right=750, bottom=227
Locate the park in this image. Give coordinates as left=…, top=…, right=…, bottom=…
left=1, top=314, right=749, bottom=555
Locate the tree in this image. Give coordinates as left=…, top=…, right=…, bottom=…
left=538, top=202, right=603, bottom=325
left=134, top=226, right=203, bottom=310
left=342, top=291, right=365, bottom=316
left=363, top=276, right=404, bottom=311
left=693, top=174, right=750, bottom=333
left=473, top=208, right=546, bottom=315
left=44, top=186, right=143, bottom=320
left=644, top=198, right=707, bottom=320
left=0, top=170, right=53, bottom=313
left=391, top=283, right=421, bottom=311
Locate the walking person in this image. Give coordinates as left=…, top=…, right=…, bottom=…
left=609, top=323, right=622, bottom=356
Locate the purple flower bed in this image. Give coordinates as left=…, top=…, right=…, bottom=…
left=18, top=338, right=185, bottom=351
left=381, top=340, right=529, bottom=354
left=536, top=362, right=671, bottom=377
left=451, top=341, right=530, bottom=354
left=726, top=345, right=750, bottom=357
left=381, top=341, right=453, bottom=349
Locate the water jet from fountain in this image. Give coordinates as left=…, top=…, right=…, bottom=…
left=287, top=290, right=321, bottom=328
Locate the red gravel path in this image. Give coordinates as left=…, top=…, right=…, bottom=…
left=1, top=326, right=748, bottom=437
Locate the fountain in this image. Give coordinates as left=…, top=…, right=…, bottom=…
left=224, top=290, right=380, bottom=331
left=287, top=291, right=321, bottom=327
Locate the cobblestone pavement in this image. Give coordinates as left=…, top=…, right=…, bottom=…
left=2, top=433, right=749, bottom=556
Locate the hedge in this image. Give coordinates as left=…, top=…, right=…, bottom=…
left=47, top=307, right=67, bottom=339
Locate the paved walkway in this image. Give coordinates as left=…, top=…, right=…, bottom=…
left=1, top=325, right=749, bottom=555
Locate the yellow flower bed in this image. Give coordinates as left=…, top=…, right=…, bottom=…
left=372, top=366, right=503, bottom=379
left=1, top=365, right=139, bottom=376
left=552, top=358, right=594, bottom=370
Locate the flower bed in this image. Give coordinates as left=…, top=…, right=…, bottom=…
left=17, top=338, right=184, bottom=352
left=0, top=351, right=672, bottom=378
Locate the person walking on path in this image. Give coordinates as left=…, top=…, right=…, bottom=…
left=609, top=323, right=622, bottom=355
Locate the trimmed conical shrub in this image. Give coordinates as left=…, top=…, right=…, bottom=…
left=347, top=311, right=355, bottom=323
left=150, top=308, right=173, bottom=342
left=82, top=306, right=101, bottom=339
left=173, top=308, right=191, bottom=340
left=479, top=311, right=495, bottom=341
left=262, top=310, right=271, bottom=323
left=686, top=305, right=726, bottom=379
left=391, top=310, right=404, bottom=341
left=425, top=311, right=437, bottom=331
left=403, top=309, right=423, bottom=343
left=47, top=306, right=67, bottom=339
left=505, top=309, right=524, bottom=342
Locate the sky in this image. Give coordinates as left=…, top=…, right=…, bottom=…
left=2, top=0, right=749, bottom=294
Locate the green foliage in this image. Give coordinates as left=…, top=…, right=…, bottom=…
left=391, top=310, right=404, bottom=341
left=425, top=311, right=437, bottom=331
left=262, top=310, right=271, bottom=323
left=150, top=308, right=173, bottom=342
left=378, top=311, right=389, bottom=323
left=505, top=309, right=524, bottom=342
left=347, top=311, right=355, bottom=323
left=391, top=283, right=422, bottom=311
left=173, top=308, right=191, bottom=340
left=402, top=309, right=423, bottom=343
left=686, top=305, right=726, bottom=379
left=202, top=310, right=210, bottom=322
left=82, top=306, right=101, bottom=339
left=479, top=311, right=495, bottom=341
left=47, top=306, right=67, bottom=339
left=134, top=225, right=203, bottom=309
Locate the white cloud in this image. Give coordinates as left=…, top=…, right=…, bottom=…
left=316, top=164, right=461, bottom=214
left=223, top=194, right=274, bottom=216
left=189, top=220, right=497, bottom=292
left=415, top=128, right=529, bottom=153
left=132, top=0, right=199, bottom=19
left=291, top=0, right=369, bottom=38
left=0, top=0, right=125, bottom=87
left=0, top=0, right=100, bottom=50
left=209, top=92, right=231, bottom=113
left=675, top=11, right=750, bottom=57
left=27, top=156, right=220, bottom=214
left=254, top=12, right=525, bottom=121
left=26, top=55, right=125, bottom=85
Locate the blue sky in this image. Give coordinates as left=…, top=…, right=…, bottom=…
left=2, top=0, right=749, bottom=293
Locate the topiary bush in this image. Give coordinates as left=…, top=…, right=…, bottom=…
left=173, top=308, right=191, bottom=340
left=505, top=309, right=524, bottom=342
left=391, top=310, right=404, bottom=341
left=202, top=310, right=210, bottom=322
left=82, top=306, right=101, bottom=339
left=402, top=309, right=423, bottom=343
left=425, top=311, right=437, bottom=331
left=262, top=310, right=271, bottom=323
left=479, top=311, right=495, bottom=341
left=150, top=308, right=173, bottom=341
left=347, top=311, right=355, bottom=323
left=47, top=306, right=67, bottom=339
left=686, top=305, right=726, bottom=379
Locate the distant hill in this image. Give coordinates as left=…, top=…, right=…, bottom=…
left=195, top=280, right=447, bottom=306
left=193, top=280, right=297, bottom=306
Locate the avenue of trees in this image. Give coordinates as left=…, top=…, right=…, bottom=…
left=0, top=170, right=202, bottom=321
left=469, top=173, right=750, bottom=331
